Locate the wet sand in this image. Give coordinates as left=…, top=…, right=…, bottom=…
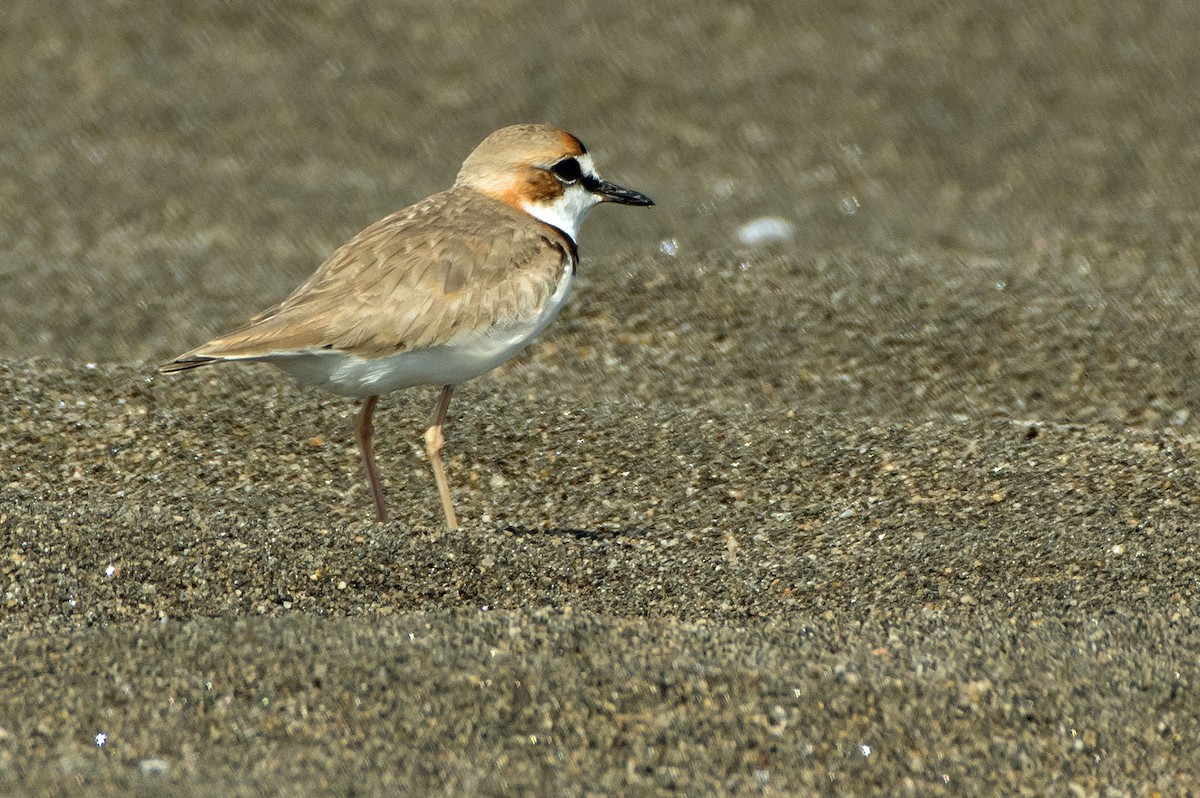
left=3, top=0, right=1200, bottom=794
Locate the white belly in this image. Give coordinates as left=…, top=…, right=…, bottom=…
left=265, top=267, right=573, bottom=397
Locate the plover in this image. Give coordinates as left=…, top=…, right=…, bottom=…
left=160, top=124, right=653, bottom=529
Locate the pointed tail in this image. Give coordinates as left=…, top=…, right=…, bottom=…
left=158, top=355, right=223, bottom=374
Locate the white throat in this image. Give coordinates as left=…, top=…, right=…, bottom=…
left=519, top=153, right=601, bottom=242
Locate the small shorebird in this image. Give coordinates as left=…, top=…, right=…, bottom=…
left=160, top=124, right=653, bottom=529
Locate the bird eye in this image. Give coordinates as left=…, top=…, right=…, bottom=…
left=550, top=158, right=583, bottom=184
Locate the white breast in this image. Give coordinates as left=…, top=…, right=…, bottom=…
left=267, top=265, right=575, bottom=397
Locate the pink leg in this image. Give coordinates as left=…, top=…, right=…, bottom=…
left=424, top=385, right=458, bottom=531
left=355, top=395, right=388, bottom=523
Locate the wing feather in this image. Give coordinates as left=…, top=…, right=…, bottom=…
left=162, top=188, right=573, bottom=368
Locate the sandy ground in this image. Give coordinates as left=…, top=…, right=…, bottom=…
left=3, top=0, right=1200, bottom=795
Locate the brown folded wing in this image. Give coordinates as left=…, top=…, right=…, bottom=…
left=163, top=188, right=573, bottom=368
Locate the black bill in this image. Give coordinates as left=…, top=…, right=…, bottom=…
left=591, top=178, right=654, bottom=206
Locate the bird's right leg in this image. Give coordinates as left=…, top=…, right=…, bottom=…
left=355, top=395, right=389, bottom=523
